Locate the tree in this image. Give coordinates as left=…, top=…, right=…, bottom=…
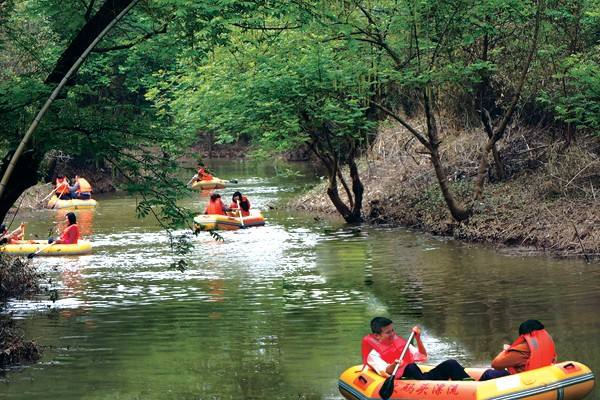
left=150, top=27, right=376, bottom=222
left=316, top=0, right=543, bottom=221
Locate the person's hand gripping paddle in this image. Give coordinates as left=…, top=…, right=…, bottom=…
left=379, top=330, right=416, bottom=400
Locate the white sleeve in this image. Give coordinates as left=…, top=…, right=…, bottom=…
left=367, top=349, right=390, bottom=376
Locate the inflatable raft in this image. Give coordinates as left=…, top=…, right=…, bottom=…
left=0, top=240, right=92, bottom=256
left=194, top=210, right=265, bottom=231
left=190, top=178, right=229, bottom=190
left=339, top=362, right=594, bottom=400
left=48, top=195, right=97, bottom=210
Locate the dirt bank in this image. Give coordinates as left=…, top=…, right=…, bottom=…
left=290, top=119, right=599, bottom=259
left=0, top=255, right=44, bottom=367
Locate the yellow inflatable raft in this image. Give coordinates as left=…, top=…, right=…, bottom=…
left=339, top=361, right=594, bottom=400
left=0, top=240, right=92, bottom=256
left=190, top=178, right=228, bottom=190
left=193, top=211, right=265, bottom=231
left=48, top=195, right=97, bottom=210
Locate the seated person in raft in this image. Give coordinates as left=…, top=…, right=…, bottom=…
left=55, top=175, right=71, bottom=199
left=193, top=162, right=214, bottom=182
left=69, top=175, right=93, bottom=200
left=204, top=193, right=230, bottom=215
left=48, top=212, right=79, bottom=245
left=228, top=191, right=251, bottom=217
left=0, top=222, right=25, bottom=245
left=363, top=317, right=472, bottom=381
left=479, top=319, right=556, bottom=381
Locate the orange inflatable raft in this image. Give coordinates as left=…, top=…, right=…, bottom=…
left=190, top=178, right=228, bottom=190
left=193, top=210, right=265, bottom=231
left=338, top=361, right=594, bottom=400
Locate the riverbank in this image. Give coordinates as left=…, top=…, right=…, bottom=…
left=290, top=119, right=599, bottom=260
left=0, top=255, right=43, bottom=367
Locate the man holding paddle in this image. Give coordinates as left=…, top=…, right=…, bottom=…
left=363, top=317, right=471, bottom=383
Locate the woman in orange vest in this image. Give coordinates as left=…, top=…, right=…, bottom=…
left=479, top=319, right=556, bottom=381
left=204, top=193, right=229, bottom=215
left=49, top=212, right=80, bottom=244
left=69, top=175, right=93, bottom=199
left=55, top=175, right=71, bottom=199
left=229, top=191, right=251, bottom=217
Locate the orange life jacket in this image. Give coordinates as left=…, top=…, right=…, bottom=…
left=76, top=177, right=92, bottom=193
left=198, top=168, right=213, bottom=181
left=55, top=177, right=69, bottom=195
left=507, top=329, right=556, bottom=374
left=361, top=334, right=415, bottom=377
left=205, top=199, right=226, bottom=215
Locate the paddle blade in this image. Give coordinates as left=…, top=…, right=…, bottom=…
left=27, top=252, right=36, bottom=259
left=379, top=375, right=395, bottom=400
left=228, top=179, right=238, bottom=184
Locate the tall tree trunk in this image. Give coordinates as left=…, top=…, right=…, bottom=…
left=423, top=89, right=470, bottom=222
left=491, top=144, right=505, bottom=179
left=473, top=0, right=542, bottom=201
left=308, top=142, right=363, bottom=223
left=348, top=157, right=364, bottom=220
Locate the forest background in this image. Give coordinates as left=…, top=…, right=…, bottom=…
left=0, top=0, right=599, bottom=259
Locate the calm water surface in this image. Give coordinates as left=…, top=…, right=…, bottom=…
left=1, top=160, right=599, bottom=399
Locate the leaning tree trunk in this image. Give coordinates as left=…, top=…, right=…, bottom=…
left=0, top=149, right=44, bottom=223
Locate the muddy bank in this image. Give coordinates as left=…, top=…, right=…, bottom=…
left=0, top=255, right=44, bottom=367
left=290, top=120, right=599, bottom=259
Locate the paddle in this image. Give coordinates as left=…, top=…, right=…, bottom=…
left=28, top=241, right=57, bottom=259
left=186, top=174, right=198, bottom=187
left=237, top=200, right=245, bottom=228
left=379, top=330, right=416, bottom=400
left=39, top=187, right=57, bottom=205
left=227, top=179, right=238, bottom=184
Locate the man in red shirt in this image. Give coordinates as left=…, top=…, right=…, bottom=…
left=49, top=212, right=79, bottom=244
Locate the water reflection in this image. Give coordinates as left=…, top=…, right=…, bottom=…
left=1, top=160, right=598, bottom=399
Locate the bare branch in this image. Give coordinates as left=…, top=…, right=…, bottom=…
left=92, top=22, right=168, bottom=53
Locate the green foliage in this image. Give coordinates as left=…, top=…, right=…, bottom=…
left=540, top=54, right=600, bottom=134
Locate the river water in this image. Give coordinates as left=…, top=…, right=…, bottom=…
left=1, top=160, right=599, bottom=399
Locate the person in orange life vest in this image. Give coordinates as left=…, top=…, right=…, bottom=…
left=194, top=162, right=213, bottom=182
left=229, top=191, right=250, bottom=217
left=363, top=317, right=471, bottom=381
left=55, top=175, right=71, bottom=199
left=479, top=319, right=556, bottom=381
left=204, top=193, right=229, bottom=215
left=69, top=175, right=93, bottom=200
left=0, top=222, right=25, bottom=245
left=48, top=212, right=79, bottom=244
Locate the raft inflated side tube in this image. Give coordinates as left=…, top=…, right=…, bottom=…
left=1, top=240, right=92, bottom=256
left=338, top=361, right=595, bottom=400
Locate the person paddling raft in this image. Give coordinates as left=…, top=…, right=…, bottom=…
left=192, top=162, right=214, bottom=183
left=204, top=193, right=229, bottom=215
left=229, top=191, right=250, bottom=217
left=48, top=212, right=79, bottom=244
left=363, top=317, right=472, bottom=381
left=69, top=175, right=93, bottom=200
left=479, top=319, right=556, bottom=381
left=0, top=222, right=25, bottom=245
left=55, top=175, right=71, bottom=199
